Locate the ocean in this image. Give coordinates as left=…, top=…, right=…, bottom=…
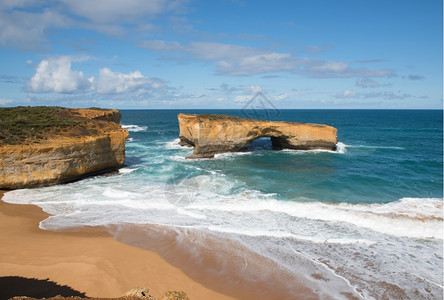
left=3, top=109, right=443, bottom=299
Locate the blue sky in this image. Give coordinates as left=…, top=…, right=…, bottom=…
left=0, top=0, right=442, bottom=109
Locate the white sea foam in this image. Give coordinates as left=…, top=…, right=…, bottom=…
left=214, top=151, right=252, bottom=159
left=3, top=178, right=442, bottom=240
left=102, top=187, right=137, bottom=199
left=347, top=144, right=405, bottom=150
left=163, top=138, right=184, bottom=150
left=281, top=142, right=348, bottom=154
left=2, top=110, right=442, bottom=299
left=187, top=142, right=398, bottom=157
left=191, top=197, right=443, bottom=239
left=122, top=124, right=148, bottom=132
left=168, top=155, right=188, bottom=161
left=206, top=225, right=376, bottom=245
left=335, top=141, right=347, bottom=153
left=2, top=177, right=442, bottom=299
left=291, top=198, right=443, bottom=239
left=281, top=142, right=404, bottom=155
left=118, top=167, right=138, bottom=174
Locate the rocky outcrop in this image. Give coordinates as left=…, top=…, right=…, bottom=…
left=70, top=108, right=123, bottom=123
left=178, top=113, right=337, bottom=158
left=8, top=287, right=189, bottom=300
left=123, top=287, right=190, bottom=300
left=0, top=108, right=128, bottom=189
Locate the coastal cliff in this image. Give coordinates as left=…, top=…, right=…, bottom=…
left=178, top=113, right=337, bottom=158
left=0, top=107, right=128, bottom=189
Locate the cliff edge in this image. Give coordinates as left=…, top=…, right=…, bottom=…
left=178, top=113, right=337, bottom=158
left=0, top=107, right=129, bottom=189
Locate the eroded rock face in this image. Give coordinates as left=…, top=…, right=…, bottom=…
left=178, top=113, right=338, bottom=158
left=0, top=108, right=128, bottom=189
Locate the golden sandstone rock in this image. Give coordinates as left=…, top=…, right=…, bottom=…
left=0, top=107, right=128, bottom=189
left=178, top=113, right=337, bottom=158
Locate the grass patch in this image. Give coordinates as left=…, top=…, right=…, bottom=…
left=197, top=114, right=245, bottom=121
left=0, top=106, right=82, bottom=145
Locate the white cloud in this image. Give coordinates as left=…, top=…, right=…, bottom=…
left=28, top=56, right=94, bottom=93
left=142, top=40, right=393, bottom=78
left=335, top=90, right=411, bottom=100
left=217, top=53, right=298, bottom=76
left=273, top=92, right=293, bottom=101
left=0, top=0, right=41, bottom=10
left=0, top=75, right=22, bottom=84
left=141, top=41, right=264, bottom=62
left=0, top=9, right=68, bottom=50
left=245, top=85, right=263, bottom=94
left=0, top=1, right=189, bottom=49
left=189, top=42, right=264, bottom=61
left=141, top=40, right=300, bottom=76
left=140, top=40, right=184, bottom=52
left=363, top=91, right=411, bottom=100
left=27, top=56, right=165, bottom=96
left=0, top=98, right=14, bottom=105
left=26, top=57, right=168, bottom=104
left=305, top=44, right=333, bottom=54
left=343, top=90, right=357, bottom=97
left=96, top=68, right=164, bottom=94
left=60, top=0, right=171, bottom=23
left=82, top=23, right=126, bottom=37
left=311, top=61, right=348, bottom=73
left=356, top=78, right=381, bottom=88
left=60, top=0, right=188, bottom=25
left=136, top=23, right=155, bottom=32
left=335, top=90, right=357, bottom=99
left=208, top=83, right=243, bottom=94
left=300, top=60, right=393, bottom=78
left=233, top=95, right=251, bottom=103
left=233, top=85, right=264, bottom=103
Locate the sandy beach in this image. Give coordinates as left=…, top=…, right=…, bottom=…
left=0, top=190, right=235, bottom=299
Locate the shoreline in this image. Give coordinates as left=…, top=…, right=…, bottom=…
left=0, top=190, right=320, bottom=300
left=0, top=190, right=235, bottom=299
left=0, top=190, right=315, bottom=300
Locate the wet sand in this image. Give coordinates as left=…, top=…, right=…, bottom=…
left=0, top=191, right=235, bottom=299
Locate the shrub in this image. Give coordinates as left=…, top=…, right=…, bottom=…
left=0, top=106, right=81, bottom=145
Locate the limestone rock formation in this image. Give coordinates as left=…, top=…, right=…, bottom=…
left=178, top=113, right=338, bottom=158
left=8, top=288, right=190, bottom=300
left=0, top=107, right=129, bottom=189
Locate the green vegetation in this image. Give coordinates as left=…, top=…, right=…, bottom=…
left=197, top=114, right=245, bottom=121
left=88, top=107, right=109, bottom=111
left=0, top=106, right=82, bottom=145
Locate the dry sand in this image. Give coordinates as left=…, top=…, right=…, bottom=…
left=0, top=191, right=236, bottom=299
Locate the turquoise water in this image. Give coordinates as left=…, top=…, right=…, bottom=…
left=4, top=109, right=443, bottom=299
left=123, top=109, right=443, bottom=203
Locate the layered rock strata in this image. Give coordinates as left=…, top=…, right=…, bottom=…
left=178, top=113, right=337, bottom=158
left=0, top=108, right=128, bottom=189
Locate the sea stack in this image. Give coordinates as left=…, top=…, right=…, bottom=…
left=0, top=107, right=129, bottom=189
left=178, top=113, right=338, bottom=158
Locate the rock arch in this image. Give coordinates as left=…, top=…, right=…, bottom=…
left=178, top=113, right=337, bottom=158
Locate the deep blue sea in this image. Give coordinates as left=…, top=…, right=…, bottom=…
left=4, top=109, right=443, bottom=299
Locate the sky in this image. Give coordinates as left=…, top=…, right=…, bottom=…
left=0, top=0, right=442, bottom=109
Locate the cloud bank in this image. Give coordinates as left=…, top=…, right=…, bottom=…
left=27, top=56, right=164, bottom=97
left=28, top=57, right=94, bottom=93
left=0, top=0, right=188, bottom=49
left=96, top=68, right=164, bottom=94
left=141, top=40, right=394, bottom=77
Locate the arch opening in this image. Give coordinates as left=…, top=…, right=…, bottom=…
left=244, top=136, right=286, bottom=152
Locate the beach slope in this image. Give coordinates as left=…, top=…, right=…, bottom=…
left=0, top=191, right=235, bottom=300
